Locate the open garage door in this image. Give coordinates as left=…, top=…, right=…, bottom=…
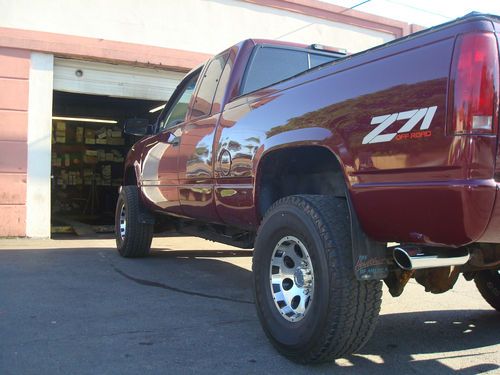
left=54, top=58, right=185, bottom=101
left=50, top=59, right=186, bottom=237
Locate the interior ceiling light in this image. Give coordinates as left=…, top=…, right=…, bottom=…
left=149, top=104, right=165, bottom=113
left=52, top=116, right=118, bottom=124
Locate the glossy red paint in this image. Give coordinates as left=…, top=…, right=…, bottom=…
left=126, top=14, right=500, bottom=247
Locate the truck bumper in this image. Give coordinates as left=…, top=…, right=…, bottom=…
left=476, top=182, right=500, bottom=243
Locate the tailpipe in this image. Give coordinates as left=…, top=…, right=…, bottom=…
left=393, top=247, right=470, bottom=270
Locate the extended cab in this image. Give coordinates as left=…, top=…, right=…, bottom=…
left=116, top=13, right=500, bottom=363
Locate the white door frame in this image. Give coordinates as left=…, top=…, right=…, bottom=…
left=26, top=52, right=54, bottom=238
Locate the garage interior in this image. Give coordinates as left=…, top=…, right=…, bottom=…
left=48, top=58, right=184, bottom=237
left=50, top=91, right=163, bottom=236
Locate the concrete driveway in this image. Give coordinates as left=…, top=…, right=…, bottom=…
left=0, top=236, right=498, bottom=374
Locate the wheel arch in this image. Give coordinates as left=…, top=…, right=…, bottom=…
left=254, top=144, right=389, bottom=281
left=254, top=144, right=348, bottom=221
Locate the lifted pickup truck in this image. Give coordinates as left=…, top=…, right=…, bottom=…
left=116, top=13, right=500, bottom=363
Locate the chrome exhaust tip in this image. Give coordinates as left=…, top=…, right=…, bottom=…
left=393, top=247, right=470, bottom=271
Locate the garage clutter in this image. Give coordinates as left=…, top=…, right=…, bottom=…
left=51, top=120, right=127, bottom=224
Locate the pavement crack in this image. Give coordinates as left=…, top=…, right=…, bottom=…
left=112, top=265, right=254, bottom=305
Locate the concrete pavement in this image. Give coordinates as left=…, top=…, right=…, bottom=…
left=0, top=236, right=498, bottom=374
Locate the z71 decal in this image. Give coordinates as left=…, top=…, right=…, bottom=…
left=362, top=106, right=437, bottom=145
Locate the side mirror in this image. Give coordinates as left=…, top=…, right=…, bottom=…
left=124, top=118, right=151, bottom=136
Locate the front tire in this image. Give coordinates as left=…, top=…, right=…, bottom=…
left=115, top=186, right=153, bottom=257
left=253, top=195, right=382, bottom=363
left=474, top=269, right=500, bottom=311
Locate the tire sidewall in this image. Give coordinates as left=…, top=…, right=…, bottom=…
left=254, top=201, right=333, bottom=354
left=476, top=269, right=500, bottom=311
left=115, top=191, right=127, bottom=253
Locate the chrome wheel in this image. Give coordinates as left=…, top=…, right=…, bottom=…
left=269, top=236, right=314, bottom=322
left=119, top=203, right=126, bottom=240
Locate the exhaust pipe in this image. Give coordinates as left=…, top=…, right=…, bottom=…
left=393, top=247, right=470, bottom=270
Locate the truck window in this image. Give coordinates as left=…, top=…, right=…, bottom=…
left=241, top=47, right=307, bottom=95
left=191, top=52, right=229, bottom=118
left=240, top=46, right=337, bottom=95
left=310, top=53, right=336, bottom=68
left=159, top=71, right=200, bottom=131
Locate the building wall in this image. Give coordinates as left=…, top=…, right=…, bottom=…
left=0, top=0, right=399, bottom=56
left=0, top=48, right=30, bottom=236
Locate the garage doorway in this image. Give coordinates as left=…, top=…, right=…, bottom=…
left=50, top=91, right=162, bottom=236
left=48, top=58, right=184, bottom=236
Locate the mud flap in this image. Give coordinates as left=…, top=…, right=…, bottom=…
left=347, top=195, right=389, bottom=280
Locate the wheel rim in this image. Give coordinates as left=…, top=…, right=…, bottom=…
left=269, top=236, right=314, bottom=322
left=119, top=202, right=126, bottom=240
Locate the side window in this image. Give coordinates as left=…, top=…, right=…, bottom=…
left=158, top=71, right=200, bottom=131
left=241, top=47, right=308, bottom=95
left=309, top=53, right=336, bottom=68
left=190, top=53, right=229, bottom=118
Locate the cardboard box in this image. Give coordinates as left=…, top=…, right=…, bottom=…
left=96, top=128, right=107, bottom=139
left=107, top=138, right=125, bottom=145
left=97, top=150, right=106, bottom=161
left=83, top=155, right=98, bottom=164
left=76, top=127, right=84, bottom=143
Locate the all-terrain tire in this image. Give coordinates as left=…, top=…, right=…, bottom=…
left=115, top=185, right=153, bottom=257
left=253, top=195, right=382, bottom=363
left=474, top=269, right=500, bottom=311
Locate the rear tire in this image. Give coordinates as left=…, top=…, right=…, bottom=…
left=253, top=195, right=382, bottom=363
left=474, top=269, right=500, bottom=311
left=115, top=186, right=153, bottom=258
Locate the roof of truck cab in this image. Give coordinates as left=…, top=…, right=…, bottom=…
left=248, top=39, right=310, bottom=49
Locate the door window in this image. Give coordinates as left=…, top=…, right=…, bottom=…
left=159, top=71, right=200, bottom=131
left=190, top=53, right=229, bottom=118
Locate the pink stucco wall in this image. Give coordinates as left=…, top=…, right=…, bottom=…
left=0, top=47, right=30, bottom=236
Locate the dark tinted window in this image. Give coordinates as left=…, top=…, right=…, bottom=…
left=158, top=72, right=200, bottom=131
left=310, top=53, right=336, bottom=68
left=191, top=53, right=228, bottom=118
left=241, top=47, right=308, bottom=95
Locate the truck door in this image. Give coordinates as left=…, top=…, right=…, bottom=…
left=178, top=52, right=230, bottom=222
left=140, top=70, right=200, bottom=214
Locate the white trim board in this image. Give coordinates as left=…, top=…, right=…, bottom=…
left=26, top=52, right=54, bottom=238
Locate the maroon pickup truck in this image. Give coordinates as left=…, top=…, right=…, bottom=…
left=115, top=13, right=500, bottom=363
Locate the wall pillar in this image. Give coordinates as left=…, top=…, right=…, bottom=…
left=26, top=52, right=53, bottom=238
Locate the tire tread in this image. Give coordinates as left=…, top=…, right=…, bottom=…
left=115, top=186, right=153, bottom=258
